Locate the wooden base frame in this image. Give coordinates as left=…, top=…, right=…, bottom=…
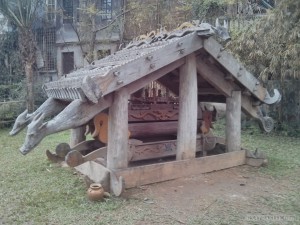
left=114, top=150, right=246, bottom=189
left=75, top=150, right=247, bottom=192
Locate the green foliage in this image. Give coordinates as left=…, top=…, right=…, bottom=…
left=0, top=0, right=40, bottom=28
left=0, top=0, right=41, bottom=112
left=227, top=0, right=300, bottom=81
left=191, top=0, right=228, bottom=21
left=1, top=125, right=300, bottom=224
left=0, top=84, right=23, bottom=101
left=0, top=30, right=23, bottom=85
left=125, top=0, right=193, bottom=38
left=227, top=0, right=300, bottom=128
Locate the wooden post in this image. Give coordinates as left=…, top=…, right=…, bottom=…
left=107, top=88, right=129, bottom=170
left=226, top=90, right=241, bottom=152
left=176, top=53, right=198, bottom=160
left=70, top=126, right=86, bottom=148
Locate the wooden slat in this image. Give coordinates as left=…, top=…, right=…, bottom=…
left=115, top=150, right=246, bottom=188
left=203, top=38, right=267, bottom=101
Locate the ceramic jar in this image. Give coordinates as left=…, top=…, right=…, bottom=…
left=87, top=183, right=104, bottom=201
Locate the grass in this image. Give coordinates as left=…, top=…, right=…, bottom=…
left=0, top=120, right=300, bottom=224
left=214, top=119, right=300, bottom=177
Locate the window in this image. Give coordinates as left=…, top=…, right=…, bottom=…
left=62, top=52, right=74, bottom=75
left=46, top=0, right=56, bottom=23
left=101, top=0, right=112, bottom=20
left=35, top=28, right=57, bottom=71
left=44, top=28, right=57, bottom=70
left=62, top=0, right=73, bottom=23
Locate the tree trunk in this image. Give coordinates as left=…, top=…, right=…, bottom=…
left=19, top=28, right=36, bottom=113
left=25, top=62, right=35, bottom=113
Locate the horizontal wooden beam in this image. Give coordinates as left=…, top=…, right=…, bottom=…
left=115, top=150, right=246, bottom=188
left=126, top=58, right=185, bottom=94
left=198, top=88, right=221, bottom=95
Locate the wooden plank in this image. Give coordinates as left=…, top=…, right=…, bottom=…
left=93, top=33, right=203, bottom=97
left=226, top=91, right=241, bottom=152
left=198, top=88, right=221, bottom=95
left=129, top=135, right=218, bottom=161
left=115, top=150, right=246, bottom=188
left=177, top=53, right=198, bottom=160
left=203, top=38, right=267, bottom=101
left=196, top=57, right=260, bottom=119
left=126, top=58, right=185, bottom=95
left=107, top=88, right=129, bottom=170
left=69, top=126, right=86, bottom=148
left=157, top=72, right=180, bottom=95
left=65, top=133, right=220, bottom=164
left=128, top=104, right=179, bottom=122
left=129, top=121, right=179, bottom=138
left=75, top=161, right=110, bottom=191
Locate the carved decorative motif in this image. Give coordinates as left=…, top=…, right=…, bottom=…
left=129, top=110, right=178, bottom=121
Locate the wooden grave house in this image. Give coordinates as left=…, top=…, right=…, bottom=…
left=13, top=23, right=281, bottom=195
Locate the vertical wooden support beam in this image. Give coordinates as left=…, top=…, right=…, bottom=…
left=107, top=88, right=129, bottom=170
left=70, top=126, right=86, bottom=148
left=176, top=53, right=198, bottom=160
left=226, top=90, right=241, bottom=152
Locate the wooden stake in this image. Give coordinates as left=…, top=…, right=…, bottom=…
left=176, top=53, right=198, bottom=160
left=226, top=91, right=241, bottom=152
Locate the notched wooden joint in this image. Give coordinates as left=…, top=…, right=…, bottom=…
left=150, top=63, right=156, bottom=69
left=177, top=42, right=183, bottom=47
left=113, top=71, right=120, bottom=77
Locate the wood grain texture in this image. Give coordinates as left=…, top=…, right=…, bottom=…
left=203, top=38, right=266, bottom=101
left=226, top=91, right=241, bottom=152
left=107, top=88, right=129, bottom=170
left=196, top=57, right=260, bottom=119
left=93, top=33, right=203, bottom=97
left=115, top=150, right=246, bottom=188
left=70, top=126, right=86, bottom=148
left=126, top=58, right=185, bottom=95
left=176, top=53, right=198, bottom=160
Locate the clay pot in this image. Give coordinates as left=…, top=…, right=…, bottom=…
left=87, top=183, right=104, bottom=201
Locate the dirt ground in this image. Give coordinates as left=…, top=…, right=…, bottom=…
left=119, top=165, right=297, bottom=225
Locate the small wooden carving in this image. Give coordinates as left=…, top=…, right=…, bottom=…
left=92, top=113, right=109, bottom=143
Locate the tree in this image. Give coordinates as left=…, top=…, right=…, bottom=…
left=227, top=0, right=299, bottom=81
left=227, top=0, right=300, bottom=129
left=0, top=0, right=40, bottom=112
left=56, top=0, right=126, bottom=64
left=123, top=0, right=234, bottom=40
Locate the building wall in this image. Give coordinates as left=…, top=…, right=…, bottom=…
left=36, top=0, right=124, bottom=79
